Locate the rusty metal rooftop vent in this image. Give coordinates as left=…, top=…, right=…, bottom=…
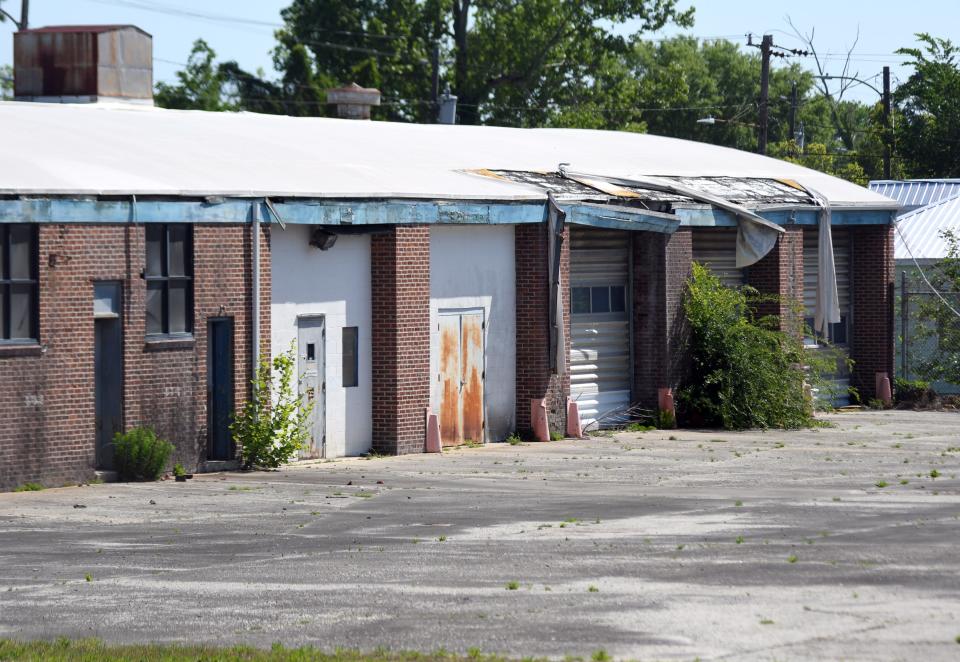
left=326, top=82, right=380, bottom=120
left=14, top=25, right=153, bottom=105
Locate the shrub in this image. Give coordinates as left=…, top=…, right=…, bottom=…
left=894, top=377, right=938, bottom=407
left=113, top=427, right=174, bottom=481
left=231, top=345, right=312, bottom=470
left=677, top=263, right=813, bottom=430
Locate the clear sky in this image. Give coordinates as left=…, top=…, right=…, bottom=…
left=2, top=0, right=957, bottom=105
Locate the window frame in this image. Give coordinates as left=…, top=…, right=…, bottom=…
left=145, top=224, right=194, bottom=338
left=0, top=224, right=39, bottom=344
left=571, top=285, right=627, bottom=316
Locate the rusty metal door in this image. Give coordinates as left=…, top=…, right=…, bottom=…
left=438, top=310, right=484, bottom=446
left=297, top=315, right=325, bottom=459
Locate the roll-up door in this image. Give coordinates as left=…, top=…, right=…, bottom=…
left=692, top=228, right=745, bottom=288
left=803, top=227, right=851, bottom=343
left=803, top=226, right=851, bottom=405
left=569, top=228, right=631, bottom=428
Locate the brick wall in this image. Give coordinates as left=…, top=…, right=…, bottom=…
left=0, top=221, right=267, bottom=491
left=632, top=228, right=692, bottom=410
left=514, top=223, right=570, bottom=436
left=747, top=226, right=804, bottom=329
left=851, top=223, right=895, bottom=400
left=370, top=226, right=431, bottom=455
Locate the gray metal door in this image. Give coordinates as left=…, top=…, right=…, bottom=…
left=93, top=282, right=123, bottom=470
left=207, top=318, right=234, bottom=461
left=297, top=316, right=325, bottom=459
left=569, top=228, right=631, bottom=428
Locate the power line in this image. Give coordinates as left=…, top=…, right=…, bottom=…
left=895, top=221, right=960, bottom=321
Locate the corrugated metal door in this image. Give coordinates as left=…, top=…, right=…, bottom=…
left=297, top=316, right=325, bottom=459
left=438, top=310, right=485, bottom=446
left=569, top=228, right=631, bottom=428
left=692, top=228, right=745, bottom=288
left=803, top=227, right=852, bottom=404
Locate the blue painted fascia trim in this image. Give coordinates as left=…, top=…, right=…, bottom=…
left=564, top=203, right=679, bottom=233
left=675, top=207, right=894, bottom=227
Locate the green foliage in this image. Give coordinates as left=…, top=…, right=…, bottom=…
left=155, top=40, right=237, bottom=111
left=231, top=346, right=313, bottom=470
left=0, top=64, right=12, bottom=100
left=505, top=433, right=523, bottom=446
left=13, top=482, right=44, bottom=492
left=911, top=230, right=960, bottom=385
left=0, top=638, right=532, bottom=661
left=172, top=463, right=186, bottom=478
left=895, top=34, right=960, bottom=177
left=113, top=427, right=174, bottom=482
left=678, top=264, right=813, bottom=430
left=894, top=377, right=938, bottom=406
left=769, top=141, right=868, bottom=186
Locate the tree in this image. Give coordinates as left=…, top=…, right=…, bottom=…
left=0, top=64, right=12, bottom=100
left=155, top=39, right=237, bottom=111
left=895, top=34, right=960, bottom=177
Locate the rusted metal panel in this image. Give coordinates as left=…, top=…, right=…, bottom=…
left=460, top=313, right=484, bottom=443
left=14, top=26, right=153, bottom=100
left=437, top=311, right=485, bottom=446
left=438, top=315, right=461, bottom=445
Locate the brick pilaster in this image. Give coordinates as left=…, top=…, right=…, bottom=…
left=632, top=228, right=692, bottom=411
left=514, top=223, right=570, bottom=436
left=747, top=225, right=804, bottom=330
left=370, top=226, right=431, bottom=454
left=851, top=224, right=895, bottom=400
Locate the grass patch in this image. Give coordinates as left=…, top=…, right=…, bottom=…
left=875, top=480, right=888, bottom=488
left=13, top=483, right=44, bottom=492
left=0, top=639, right=535, bottom=662
left=587, top=585, right=599, bottom=593
left=505, top=581, right=519, bottom=591
left=787, top=555, right=798, bottom=564
left=506, top=434, right=523, bottom=446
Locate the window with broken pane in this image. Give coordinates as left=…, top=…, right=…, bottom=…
left=145, top=224, right=193, bottom=336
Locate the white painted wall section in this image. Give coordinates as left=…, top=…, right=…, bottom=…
left=271, top=226, right=372, bottom=457
left=429, top=225, right=516, bottom=441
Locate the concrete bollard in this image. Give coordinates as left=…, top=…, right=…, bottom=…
left=876, top=372, right=893, bottom=407
left=531, top=399, right=550, bottom=442
left=566, top=399, right=583, bottom=438
left=425, top=411, right=442, bottom=453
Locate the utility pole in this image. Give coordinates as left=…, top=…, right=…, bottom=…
left=19, top=0, right=28, bottom=30
left=757, top=34, right=773, bottom=155
left=430, top=42, right=440, bottom=123
left=882, top=65, right=892, bottom=179
left=789, top=81, right=798, bottom=145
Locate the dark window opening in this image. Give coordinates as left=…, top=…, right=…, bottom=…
left=0, top=224, right=38, bottom=342
left=804, top=314, right=848, bottom=346
left=342, top=326, right=358, bottom=388
left=306, top=343, right=315, bottom=361
left=145, top=224, right=193, bottom=336
left=572, top=285, right=627, bottom=315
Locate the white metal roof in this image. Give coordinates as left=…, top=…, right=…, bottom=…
left=895, top=192, right=960, bottom=261
left=0, top=100, right=897, bottom=209
left=870, top=179, right=960, bottom=214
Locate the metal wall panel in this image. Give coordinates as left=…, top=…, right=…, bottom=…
left=692, top=228, right=744, bottom=288
left=569, top=228, right=631, bottom=427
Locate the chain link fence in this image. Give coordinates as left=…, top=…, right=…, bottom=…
left=896, top=268, right=960, bottom=394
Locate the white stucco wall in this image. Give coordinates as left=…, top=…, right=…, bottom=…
left=271, top=227, right=372, bottom=457
left=430, top=225, right=516, bottom=441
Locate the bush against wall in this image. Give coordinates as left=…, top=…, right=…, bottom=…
left=678, top=263, right=814, bottom=430
left=113, top=427, right=174, bottom=481
left=231, top=345, right=313, bottom=470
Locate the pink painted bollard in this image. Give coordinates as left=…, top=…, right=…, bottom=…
left=876, top=372, right=893, bottom=408
left=566, top=399, right=583, bottom=438
left=531, top=398, right=550, bottom=442
left=425, top=410, right=442, bottom=453
left=657, top=387, right=676, bottom=427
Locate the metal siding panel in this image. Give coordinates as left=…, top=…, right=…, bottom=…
left=692, top=228, right=744, bottom=288
left=804, top=227, right=851, bottom=315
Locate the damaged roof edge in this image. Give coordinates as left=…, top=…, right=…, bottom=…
left=0, top=196, right=895, bottom=227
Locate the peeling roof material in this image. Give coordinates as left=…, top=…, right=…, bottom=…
left=0, top=100, right=897, bottom=209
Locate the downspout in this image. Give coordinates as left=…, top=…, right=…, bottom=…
left=251, top=201, right=261, bottom=381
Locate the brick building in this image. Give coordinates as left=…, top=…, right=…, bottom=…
left=0, top=31, right=899, bottom=489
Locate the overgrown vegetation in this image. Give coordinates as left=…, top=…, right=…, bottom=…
left=910, top=230, right=960, bottom=385
left=677, top=264, right=814, bottom=430
left=13, top=482, right=44, bottom=492
left=231, top=346, right=313, bottom=470
left=113, top=427, right=174, bottom=481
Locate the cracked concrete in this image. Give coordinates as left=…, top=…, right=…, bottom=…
left=1, top=410, right=959, bottom=660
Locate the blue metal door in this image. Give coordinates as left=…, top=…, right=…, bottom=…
left=207, top=318, right=234, bottom=460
